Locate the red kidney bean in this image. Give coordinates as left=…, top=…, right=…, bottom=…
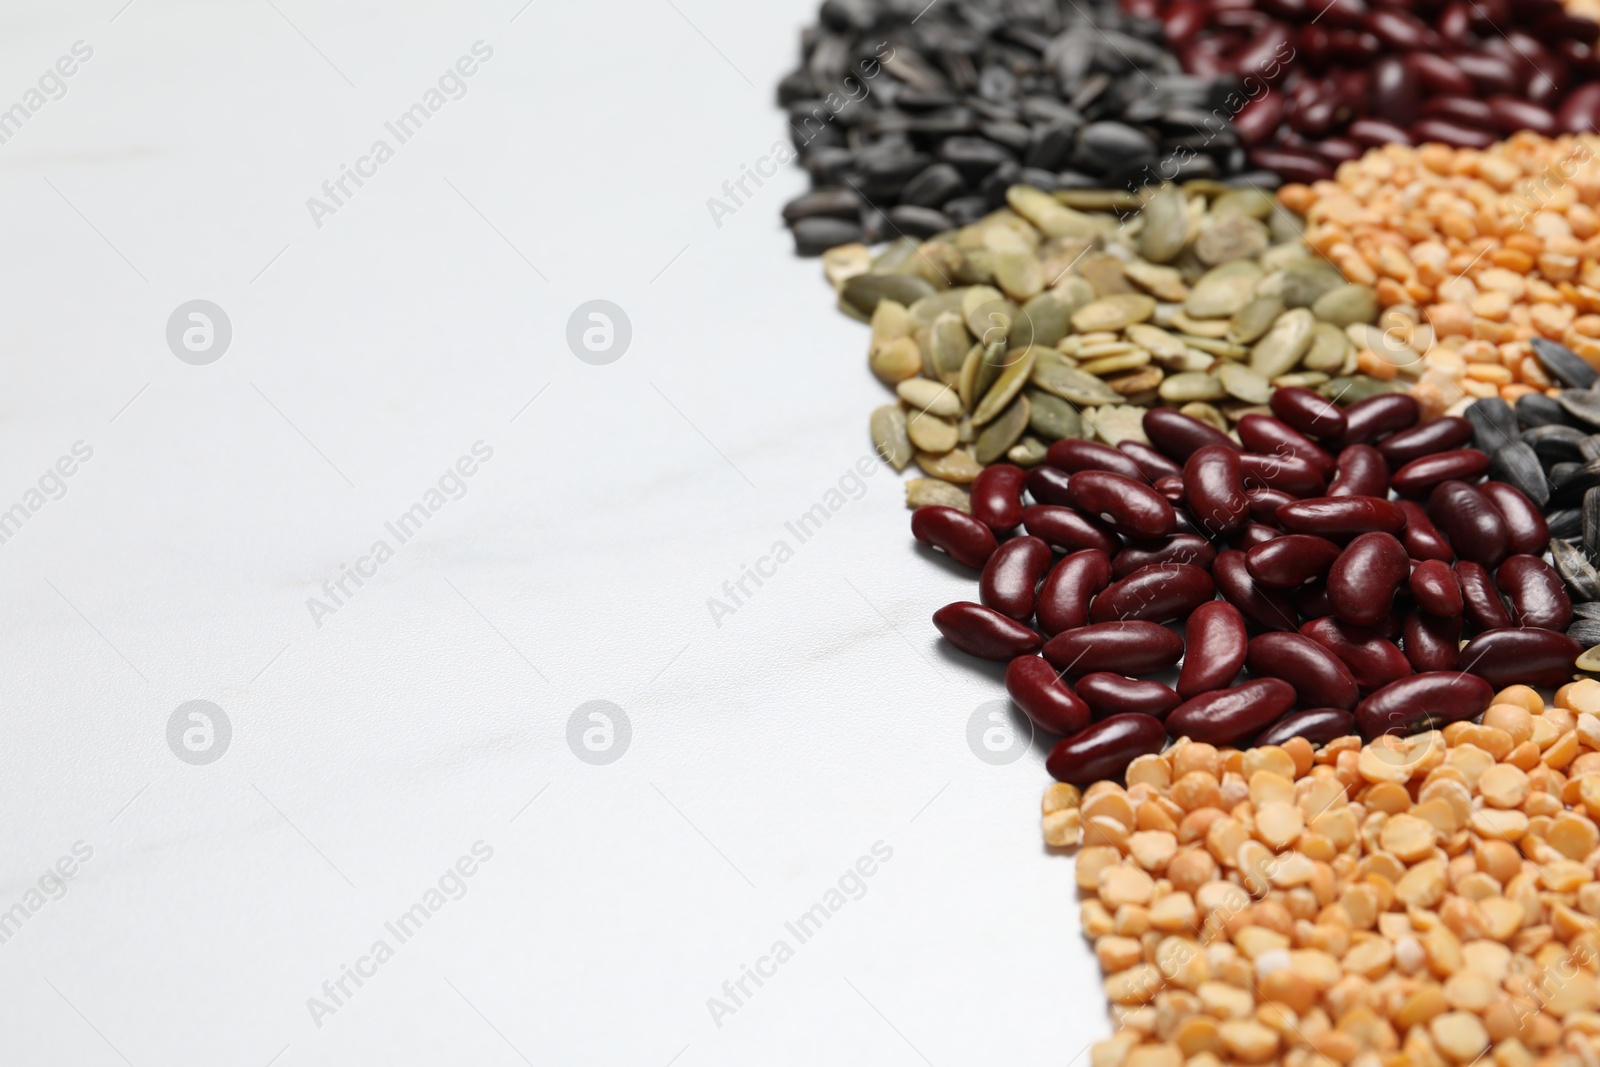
left=1090, top=563, right=1216, bottom=624
left=1338, top=394, right=1419, bottom=447
left=1177, top=600, right=1248, bottom=699
left=1247, top=147, right=1335, bottom=184
left=979, top=536, right=1052, bottom=622
left=1292, top=92, right=1342, bottom=138
left=1411, top=117, right=1499, bottom=149
left=1119, top=441, right=1183, bottom=482
left=1004, top=655, right=1090, bottom=736
left=1460, top=627, right=1584, bottom=688
left=1075, top=673, right=1182, bottom=720
left=1328, top=445, right=1390, bottom=499
left=1024, top=465, right=1073, bottom=507
left=1214, top=549, right=1300, bottom=631
left=1369, top=9, right=1440, bottom=50
left=1184, top=445, right=1249, bottom=537
left=1162, top=0, right=1208, bottom=41
left=1421, top=95, right=1495, bottom=126
left=1022, top=505, right=1121, bottom=555
left=1403, top=612, right=1462, bottom=672
left=1066, top=471, right=1177, bottom=539
left=1392, top=450, right=1491, bottom=498
left=1234, top=23, right=1297, bottom=82
left=1257, top=708, right=1357, bottom=746
left=1438, top=1, right=1472, bottom=44
left=1045, top=439, right=1147, bottom=482
left=1347, top=117, right=1413, bottom=147
left=1154, top=475, right=1187, bottom=505
left=970, top=464, right=1026, bottom=531
left=1043, top=620, right=1185, bottom=677
left=1427, top=480, right=1508, bottom=567
left=1276, top=496, right=1406, bottom=538
left=1377, top=417, right=1474, bottom=467
left=1270, top=386, right=1347, bottom=441
left=1317, top=0, right=1368, bottom=29
left=1455, top=560, right=1514, bottom=631
left=1045, top=714, right=1167, bottom=784
left=1235, top=523, right=1282, bottom=549
left=1166, top=678, right=1297, bottom=745
left=1560, top=83, right=1600, bottom=134
left=1407, top=53, right=1475, bottom=96
left=1143, top=408, right=1241, bottom=463
left=1247, top=632, right=1360, bottom=710
left=1245, top=534, right=1342, bottom=587
left=1479, top=482, right=1549, bottom=557
left=1247, top=488, right=1296, bottom=524
left=1409, top=559, right=1463, bottom=617
left=1237, top=415, right=1337, bottom=478
left=1235, top=91, right=1285, bottom=146
left=1112, top=535, right=1216, bottom=579
left=1488, top=95, right=1558, bottom=136
left=1397, top=501, right=1454, bottom=562
left=933, top=602, right=1042, bottom=660
left=1036, top=549, right=1111, bottom=636
left=1496, top=555, right=1573, bottom=631
left=911, top=506, right=997, bottom=569
left=1327, top=532, right=1409, bottom=627
left=1300, top=616, right=1413, bottom=692
left=1370, top=54, right=1420, bottom=126
left=1452, top=52, right=1519, bottom=96
left=1294, top=581, right=1334, bottom=620
left=1239, top=451, right=1328, bottom=498
left=1355, top=672, right=1493, bottom=739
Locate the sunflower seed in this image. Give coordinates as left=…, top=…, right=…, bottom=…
left=1490, top=441, right=1551, bottom=506
left=1520, top=392, right=1574, bottom=428
left=1572, top=619, right=1600, bottom=646
left=1533, top=337, right=1598, bottom=389
left=976, top=395, right=1031, bottom=463
left=1550, top=509, right=1584, bottom=540
left=871, top=405, right=913, bottom=471
left=1588, top=487, right=1600, bottom=564
left=1524, top=425, right=1587, bottom=465
left=1574, top=601, right=1600, bottom=621
left=1553, top=538, right=1600, bottom=601
left=1467, top=396, right=1518, bottom=452
left=1559, top=389, right=1600, bottom=430
left=905, top=477, right=971, bottom=513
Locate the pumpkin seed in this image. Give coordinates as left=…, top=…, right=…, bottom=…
left=975, top=395, right=1031, bottom=463
left=1227, top=295, right=1285, bottom=345
left=1186, top=265, right=1262, bottom=319
left=972, top=349, right=1038, bottom=426
left=843, top=272, right=936, bottom=317
left=908, top=289, right=967, bottom=327
left=995, top=251, right=1044, bottom=301
left=1194, top=214, right=1268, bottom=265
left=1007, top=435, right=1049, bottom=466
left=1071, top=293, right=1157, bottom=332
left=907, top=409, right=959, bottom=452
left=904, top=477, right=970, bottom=513
left=1218, top=362, right=1271, bottom=404
left=1027, top=388, right=1082, bottom=440
left=916, top=449, right=984, bottom=483
left=1170, top=312, right=1233, bottom=338
left=1271, top=371, right=1330, bottom=388
left=1109, top=367, right=1163, bottom=396
left=870, top=405, right=913, bottom=471
left=897, top=377, right=963, bottom=416
left=1179, top=402, right=1230, bottom=434
left=1006, top=185, right=1099, bottom=239
left=927, top=312, right=971, bottom=383
left=1180, top=336, right=1247, bottom=359
left=1080, top=404, right=1147, bottom=446
left=1031, top=351, right=1124, bottom=405
left=1122, top=260, right=1189, bottom=302
left=869, top=336, right=923, bottom=383
left=1159, top=371, right=1228, bottom=402
left=1210, top=188, right=1274, bottom=220
left=1138, top=187, right=1187, bottom=264
left=971, top=340, right=1013, bottom=410
left=956, top=343, right=983, bottom=412
left=1311, top=283, right=1379, bottom=328
left=1577, top=644, right=1600, bottom=673
left=1125, top=323, right=1187, bottom=360
left=1080, top=351, right=1152, bottom=377
left=1250, top=308, right=1317, bottom=379
left=1302, top=322, right=1351, bottom=372
left=823, top=243, right=872, bottom=290
left=1020, top=291, right=1073, bottom=347
left=1076, top=342, right=1140, bottom=360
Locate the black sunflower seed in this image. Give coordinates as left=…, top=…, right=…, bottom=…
left=1533, top=337, right=1599, bottom=389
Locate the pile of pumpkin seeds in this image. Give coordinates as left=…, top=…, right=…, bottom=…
left=826, top=182, right=1401, bottom=512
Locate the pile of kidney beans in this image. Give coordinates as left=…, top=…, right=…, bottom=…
left=1121, top=0, right=1600, bottom=184
left=915, top=388, right=1585, bottom=784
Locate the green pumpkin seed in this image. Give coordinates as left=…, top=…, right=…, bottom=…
left=1210, top=188, right=1275, bottom=220
left=871, top=237, right=921, bottom=275
left=956, top=343, right=984, bottom=412
left=1071, top=293, right=1157, bottom=332
left=1170, top=312, right=1233, bottom=339
left=1125, top=323, right=1188, bottom=360
left=1055, top=189, right=1143, bottom=212
left=1218, top=362, right=1272, bottom=404
left=907, top=409, right=959, bottom=453
left=1081, top=404, right=1148, bottom=446
left=905, top=477, right=971, bottom=513
left=869, top=336, right=922, bottom=383
left=1250, top=308, right=1316, bottom=379
left=1123, top=260, right=1190, bottom=302
left=1180, top=336, right=1247, bottom=359
left=1078, top=254, right=1136, bottom=297
left=927, top=312, right=971, bottom=384
left=995, top=251, right=1044, bottom=301
left=1302, top=322, right=1351, bottom=372
left=1179, top=402, right=1230, bottom=434
left=1007, top=435, right=1049, bottom=466
left=973, top=349, right=1038, bottom=426
left=897, top=377, right=963, bottom=416
left=1006, top=185, right=1100, bottom=239
left=1027, top=388, right=1082, bottom=440
left=1031, top=350, right=1124, bottom=405
left=971, top=340, right=1012, bottom=409
left=1138, top=187, right=1188, bottom=264
left=1272, top=265, right=1344, bottom=309
left=1272, top=371, right=1330, bottom=388
left=1312, top=283, right=1380, bottom=328
left=1020, top=291, right=1073, bottom=347
left=1080, top=351, right=1152, bottom=377
left=823, top=244, right=872, bottom=291
left=1186, top=263, right=1264, bottom=319
left=870, top=405, right=913, bottom=471
left=1194, top=215, right=1269, bottom=266
left=871, top=299, right=913, bottom=346
left=908, top=289, right=967, bottom=327
left=976, top=394, right=1031, bottom=463
left=1228, top=295, right=1286, bottom=345
left=916, top=449, right=984, bottom=483
left=1159, top=371, right=1228, bottom=402
left=844, top=273, right=937, bottom=317
left=1050, top=276, right=1098, bottom=316
left=1077, top=342, right=1140, bottom=359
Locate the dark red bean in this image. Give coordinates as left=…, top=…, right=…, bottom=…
left=1257, top=708, right=1357, bottom=746
left=1368, top=9, right=1440, bottom=50
left=1276, top=496, right=1406, bottom=538
left=1247, top=632, right=1360, bottom=710
left=1045, top=714, right=1167, bottom=785
left=1112, top=535, right=1216, bottom=579
left=1451, top=52, right=1519, bottom=96
left=1177, top=600, right=1248, bottom=700
left=1487, top=95, right=1558, bottom=137
left=1162, top=0, right=1208, bottom=42
left=1438, top=1, right=1473, bottom=44
left=1036, top=549, right=1112, bottom=636
left=1154, top=475, right=1187, bottom=505
left=1397, top=501, right=1454, bottom=562
left=1066, top=471, right=1177, bottom=539
left=1075, top=673, right=1182, bottom=720
left=1184, top=445, right=1249, bottom=537
left=1300, top=616, right=1413, bottom=692
left=1239, top=452, right=1328, bottom=498
left=1245, top=534, right=1342, bottom=588
left=1024, top=465, right=1073, bottom=507
left=1328, top=445, right=1390, bottom=499
left=1270, top=386, right=1347, bottom=440
left=1459, top=627, right=1583, bottom=688
left=1420, top=96, right=1495, bottom=127
left=1354, top=672, right=1493, bottom=739
left=1294, top=581, right=1334, bottom=620
left=1143, top=408, right=1241, bottom=463
left=1376, top=417, right=1474, bottom=467
left=1235, top=91, right=1286, bottom=147
left=1214, top=549, right=1300, bottom=631
left=1496, top=555, right=1573, bottom=631
left=1119, top=441, right=1183, bottom=482
left=1370, top=54, right=1420, bottom=126
left=1403, top=612, right=1462, bottom=672
left=1247, top=147, right=1335, bottom=184
left=1559, top=83, right=1600, bottom=134
left=1317, top=0, right=1369, bottom=30
left=1022, top=505, right=1121, bottom=555
left=1427, top=480, right=1508, bottom=567
left=1392, top=450, right=1491, bottom=498
left=911, top=506, right=997, bottom=569
left=970, top=463, right=1027, bottom=531
left=1347, top=117, right=1413, bottom=147
left=1042, top=620, right=1185, bottom=677
left=932, top=602, right=1042, bottom=661
left=1004, top=655, right=1090, bottom=736
left=1090, top=563, right=1216, bottom=624
left=979, top=536, right=1052, bottom=622
left=1045, top=439, right=1147, bottom=482
left=1234, top=22, right=1296, bottom=82
left=1479, top=482, right=1549, bottom=557
left=1247, top=488, right=1297, bottom=524
left=1327, top=532, right=1409, bottom=627
left=1410, top=117, right=1498, bottom=150
left=1338, top=394, right=1419, bottom=447
left=1166, top=679, right=1297, bottom=745
left=1409, top=559, right=1463, bottom=617
left=1406, top=53, right=1474, bottom=96
left=1236, top=523, right=1282, bottom=549
left=1237, top=415, right=1338, bottom=478
left=1456, top=560, right=1514, bottom=631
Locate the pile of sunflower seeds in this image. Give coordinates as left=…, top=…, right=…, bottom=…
left=778, top=0, right=1269, bottom=255
left=836, top=181, right=1396, bottom=512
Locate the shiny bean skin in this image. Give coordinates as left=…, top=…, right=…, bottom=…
left=1269, top=386, right=1346, bottom=440
left=1247, top=488, right=1296, bottom=524
left=911, top=506, right=997, bottom=569
left=1245, top=534, right=1342, bottom=588
left=1165, top=679, right=1297, bottom=746
left=1347, top=117, right=1413, bottom=147
left=1354, top=672, right=1493, bottom=739
left=1090, top=563, right=1216, bottom=624
left=1391, top=449, right=1491, bottom=498
left=1184, top=445, right=1249, bottom=537
left=1236, top=414, right=1337, bottom=478
left=1294, top=581, right=1334, bottom=620
left=1408, top=559, right=1463, bottom=617
left=1045, top=439, right=1147, bottom=482
left=1406, top=52, right=1475, bottom=96
left=1021, top=505, right=1121, bottom=555
left=1247, top=632, right=1360, bottom=710
left=1300, top=615, right=1413, bottom=692
left=1024, top=465, right=1073, bottom=507
left=1066, top=471, right=1177, bottom=539
left=1177, top=600, right=1248, bottom=699
left=970, top=464, right=1027, bottom=531
left=1239, top=452, right=1328, bottom=498
left=1459, top=627, right=1584, bottom=688
left=1036, top=549, right=1112, bottom=636
left=1495, top=554, right=1573, bottom=631
left=1455, top=560, right=1514, bottom=632
left=1410, top=117, right=1498, bottom=149
left=978, top=536, right=1052, bottom=622
left=1276, top=496, right=1406, bottom=538
left=1560, top=83, right=1600, bottom=134
left=1479, top=481, right=1549, bottom=557
left=1452, top=52, right=1519, bottom=96
left=1256, top=708, right=1357, bottom=746
left=1328, top=445, right=1390, bottom=498
left=1489, top=95, right=1558, bottom=136
left=1427, top=480, right=1509, bottom=567
left=1042, top=620, right=1185, bottom=677
left=1403, top=612, right=1462, bottom=672
left=1142, top=408, right=1241, bottom=463
left=1154, top=475, right=1186, bottom=506
left=1214, top=550, right=1300, bottom=631
left=1370, top=54, right=1420, bottom=126
left=1118, top=441, right=1183, bottom=482
left=1421, top=95, right=1495, bottom=126
left=1112, top=535, right=1216, bottom=579
left=1045, top=714, right=1167, bottom=785
left=932, top=602, right=1043, bottom=661
left=1328, top=532, right=1409, bottom=627
left=1337, top=394, right=1419, bottom=447
left=1004, top=655, right=1090, bottom=736
left=1377, top=417, right=1474, bottom=467
left=1074, top=673, right=1182, bottom=720
left=1397, top=501, right=1454, bottom=562
left=1247, top=147, right=1334, bottom=184
left=1236, top=523, right=1282, bottom=549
